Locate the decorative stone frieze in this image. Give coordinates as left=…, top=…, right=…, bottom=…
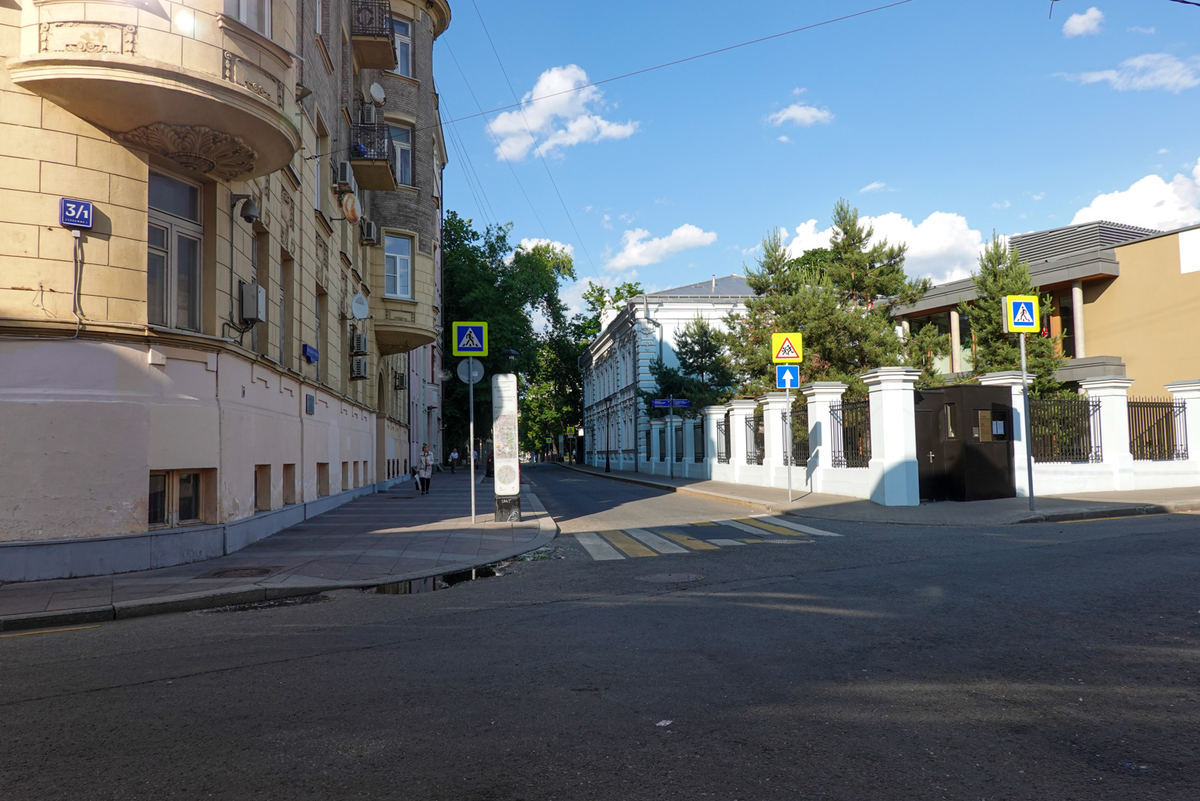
left=222, top=51, right=284, bottom=109
left=40, top=22, right=136, bottom=55
left=117, top=123, right=258, bottom=179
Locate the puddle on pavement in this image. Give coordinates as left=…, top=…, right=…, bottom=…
left=373, top=546, right=560, bottom=595
left=199, top=594, right=330, bottom=613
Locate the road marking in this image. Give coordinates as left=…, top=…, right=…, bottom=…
left=715, top=518, right=783, bottom=537
left=733, top=517, right=808, bottom=537
left=689, top=521, right=718, bottom=526
left=655, top=530, right=720, bottom=550
left=574, top=532, right=624, bottom=561
left=0, top=624, right=101, bottom=638
left=624, top=529, right=689, bottom=554
left=750, top=515, right=842, bottom=537
left=600, top=530, right=657, bottom=558
left=709, top=539, right=747, bottom=547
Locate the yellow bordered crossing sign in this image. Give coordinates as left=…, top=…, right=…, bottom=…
left=1003, top=296, right=1039, bottom=334
left=452, top=321, right=488, bottom=356
left=771, top=332, right=803, bottom=364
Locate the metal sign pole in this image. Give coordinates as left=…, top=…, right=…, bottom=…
left=668, top=393, right=674, bottom=479
left=786, top=385, right=793, bottom=504
left=469, top=355, right=476, bottom=523
left=1019, top=333, right=1035, bottom=512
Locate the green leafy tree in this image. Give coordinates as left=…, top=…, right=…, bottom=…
left=643, top=317, right=735, bottom=417
left=441, top=212, right=579, bottom=452
left=577, top=280, right=644, bottom=341
left=957, top=235, right=1065, bottom=396
left=725, top=202, right=935, bottom=398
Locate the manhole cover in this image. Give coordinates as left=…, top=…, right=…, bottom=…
left=199, top=566, right=280, bottom=579
left=637, top=573, right=704, bottom=584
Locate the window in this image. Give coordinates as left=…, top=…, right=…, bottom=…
left=148, top=471, right=205, bottom=528
left=384, top=234, right=412, bottom=298
left=148, top=173, right=202, bottom=332
left=225, top=0, right=270, bottom=36
left=389, top=125, right=412, bottom=186
left=315, top=0, right=323, bottom=37
left=317, top=462, right=330, bottom=496
left=280, top=251, right=294, bottom=367
left=254, top=464, right=272, bottom=511
left=391, top=17, right=412, bottom=77
left=283, top=463, right=297, bottom=505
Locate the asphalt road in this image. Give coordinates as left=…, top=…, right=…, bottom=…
left=3, top=463, right=1199, bottom=800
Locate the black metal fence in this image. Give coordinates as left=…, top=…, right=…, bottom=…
left=746, top=408, right=764, bottom=465
left=674, top=424, right=684, bottom=462
left=831, top=399, right=870, bottom=468
left=350, top=0, right=393, bottom=37
left=694, top=422, right=705, bottom=462
left=717, top=417, right=729, bottom=463
left=783, top=403, right=810, bottom=466
left=1029, top=397, right=1102, bottom=463
left=658, top=427, right=666, bottom=462
left=1128, top=397, right=1188, bottom=461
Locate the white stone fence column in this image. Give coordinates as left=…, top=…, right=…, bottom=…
left=861, top=367, right=921, bottom=507
left=759, top=392, right=791, bottom=488
left=1078, top=376, right=1135, bottom=490
left=799, top=382, right=847, bottom=493
left=1166, top=381, right=1200, bottom=470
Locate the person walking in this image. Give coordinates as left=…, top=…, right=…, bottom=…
left=418, top=443, right=434, bottom=495
left=449, top=447, right=459, bottom=474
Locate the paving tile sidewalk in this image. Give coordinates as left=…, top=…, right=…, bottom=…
left=0, top=470, right=556, bottom=631
left=556, top=462, right=1200, bottom=525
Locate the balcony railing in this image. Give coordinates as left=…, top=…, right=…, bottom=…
left=350, top=0, right=397, bottom=70
left=349, top=122, right=396, bottom=190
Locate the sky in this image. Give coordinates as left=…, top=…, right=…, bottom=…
left=432, top=0, right=1200, bottom=313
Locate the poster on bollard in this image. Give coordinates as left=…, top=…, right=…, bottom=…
left=491, top=374, right=520, bottom=497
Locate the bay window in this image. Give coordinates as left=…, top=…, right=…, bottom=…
left=384, top=234, right=412, bottom=299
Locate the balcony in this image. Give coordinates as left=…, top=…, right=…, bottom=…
left=350, top=0, right=397, bottom=71
left=8, top=13, right=300, bottom=180
left=349, top=122, right=397, bottom=191
left=371, top=297, right=435, bottom=355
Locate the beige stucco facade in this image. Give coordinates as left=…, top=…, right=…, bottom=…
left=0, top=0, right=450, bottom=576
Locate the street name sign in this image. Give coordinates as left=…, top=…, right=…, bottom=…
left=652, top=398, right=690, bottom=408
left=771, top=332, right=803, bottom=363
left=1002, top=296, right=1039, bottom=334
left=452, top=321, right=488, bottom=356
left=776, top=364, right=800, bottom=389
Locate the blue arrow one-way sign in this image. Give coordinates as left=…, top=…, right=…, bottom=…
left=776, top=364, right=800, bottom=389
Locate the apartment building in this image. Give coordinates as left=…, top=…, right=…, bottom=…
left=0, top=0, right=451, bottom=579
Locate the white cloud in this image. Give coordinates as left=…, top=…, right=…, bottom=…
left=1063, top=7, right=1104, bottom=38
left=777, top=135, right=791, bottom=144
left=605, top=224, right=718, bottom=271
left=1072, top=159, right=1200, bottom=230
left=516, top=237, right=574, bottom=257
left=602, top=213, right=612, bottom=229
left=1129, top=26, right=1155, bottom=35
left=992, top=200, right=1011, bottom=209
left=860, top=181, right=887, bottom=193
left=1067, top=53, right=1200, bottom=93
left=784, top=212, right=985, bottom=284
left=490, top=64, right=638, bottom=161
left=1030, top=192, right=1046, bottom=201
left=767, top=103, right=834, bottom=127
left=1158, top=148, right=1171, bottom=155
left=741, top=244, right=761, bottom=256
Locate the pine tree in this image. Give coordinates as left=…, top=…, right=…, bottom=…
left=958, top=235, right=1065, bottom=396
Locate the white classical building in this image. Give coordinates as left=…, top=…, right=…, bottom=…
left=579, top=276, right=750, bottom=471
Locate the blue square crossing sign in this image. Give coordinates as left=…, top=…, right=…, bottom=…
left=451, top=321, right=488, bottom=357
left=1003, top=295, right=1039, bottom=333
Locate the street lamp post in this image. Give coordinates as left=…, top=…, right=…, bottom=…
left=605, top=397, right=611, bottom=473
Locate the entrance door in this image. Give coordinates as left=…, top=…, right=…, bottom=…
left=914, top=390, right=949, bottom=501
left=960, top=393, right=1016, bottom=501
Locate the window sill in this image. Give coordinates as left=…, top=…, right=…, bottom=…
left=394, top=183, right=418, bottom=195
left=383, top=294, right=415, bottom=302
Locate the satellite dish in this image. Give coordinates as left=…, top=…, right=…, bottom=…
left=341, top=192, right=361, bottom=225
left=368, top=83, right=386, bottom=106
left=351, top=293, right=369, bottom=320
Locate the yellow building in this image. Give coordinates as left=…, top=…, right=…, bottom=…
left=896, top=221, right=1200, bottom=395
left=0, top=0, right=451, bottom=579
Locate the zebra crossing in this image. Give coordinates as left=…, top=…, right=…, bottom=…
left=573, top=515, right=841, bottom=561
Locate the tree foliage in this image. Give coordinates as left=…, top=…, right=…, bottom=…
left=644, top=317, right=736, bottom=417
left=576, top=280, right=644, bottom=341
left=725, top=203, right=937, bottom=398
left=958, top=235, right=1066, bottom=396
left=440, top=212, right=580, bottom=454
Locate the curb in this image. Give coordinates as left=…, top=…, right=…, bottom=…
left=0, top=490, right=560, bottom=633
left=554, top=462, right=1200, bottom=527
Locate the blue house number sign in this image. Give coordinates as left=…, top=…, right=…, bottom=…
left=60, top=198, right=94, bottom=229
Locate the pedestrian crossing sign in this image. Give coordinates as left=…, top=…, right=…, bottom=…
left=771, top=332, right=803, bottom=363
left=452, top=321, right=488, bottom=356
left=1003, top=296, right=1039, bottom=334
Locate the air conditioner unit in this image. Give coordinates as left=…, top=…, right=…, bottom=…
left=239, top=282, right=267, bottom=323
left=351, top=332, right=369, bottom=355
left=350, top=356, right=369, bottom=381
left=393, top=373, right=406, bottom=391
left=361, top=105, right=378, bottom=125
left=335, top=161, right=354, bottom=193
left=360, top=219, right=378, bottom=246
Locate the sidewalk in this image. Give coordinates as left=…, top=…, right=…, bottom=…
left=0, top=470, right=556, bottom=631
left=556, top=462, right=1200, bottom=525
